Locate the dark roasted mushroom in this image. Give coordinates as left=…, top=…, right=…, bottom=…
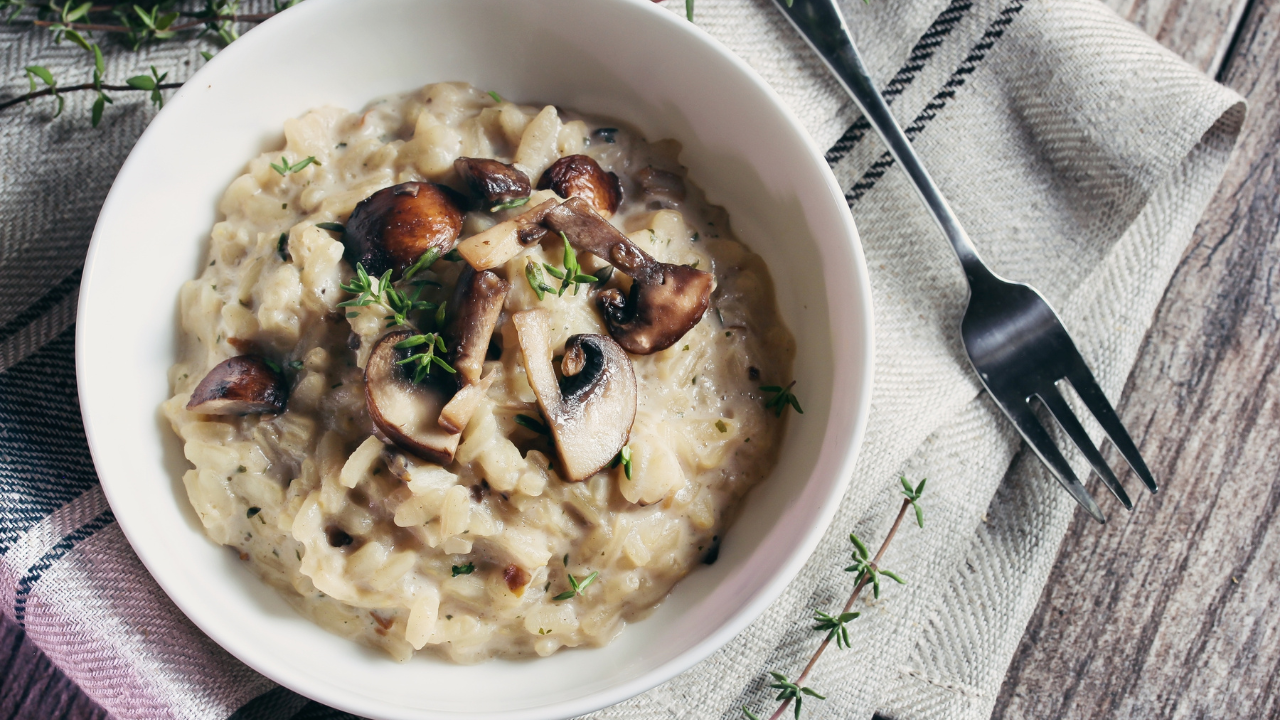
left=186, top=356, right=287, bottom=415
left=512, top=309, right=636, bottom=481
left=364, top=330, right=460, bottom=464
left=455, top=198, right=557, bottom=271
left=543, top=197, right=713, bottom=354
left=537, top=155, right=622, bottom=217
left=453, top=157, right=531, bottom=206
left=343, top=182, right=464, bottom=278
left=448, top=267, right=511, bottom=384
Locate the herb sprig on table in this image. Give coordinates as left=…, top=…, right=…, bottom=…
left=1, top=1, right=294, bottom=123
left=742, top=476, right=927, bottom=720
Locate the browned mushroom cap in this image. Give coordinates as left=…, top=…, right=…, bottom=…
left=636, top=166, right=686, bottom=202
left=186, top=356, right=287, bottom=415
left=512, top=309, right=636, bottom=482
left=343, top=182, right=464, bottom=278
left=455, top=198, right=556, bottom=271
left=365, top=330, right=460, bottom=464
left=448, top=266, right=510, bottom=385
left=453, top=157, right=531, bottom=206
left=543, top=197, right=713, bottom=354
left=537, top=155, right=622, bottom=217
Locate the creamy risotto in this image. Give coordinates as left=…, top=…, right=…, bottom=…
left=163, top=82, right=795, bottom=662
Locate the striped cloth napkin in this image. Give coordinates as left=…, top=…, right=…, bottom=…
left=0, top=0, right=1242, bottom=718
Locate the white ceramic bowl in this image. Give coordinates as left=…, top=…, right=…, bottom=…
left=77, top=0, right=873, bottom=717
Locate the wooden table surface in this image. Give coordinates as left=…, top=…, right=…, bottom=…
left=3, top=0, right=1277, bottom=717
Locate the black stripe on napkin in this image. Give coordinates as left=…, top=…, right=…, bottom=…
left=844, top=0, right=1026, bottom=204
left=0, top=326, right=99, bottom=556
left=0, top=267, right=81, bottom=348
left=13, top=507, right=115, bottom=626
left=824, top=0, right=975, bottom=167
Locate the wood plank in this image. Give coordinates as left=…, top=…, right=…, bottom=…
left=1103, top=0, right=1253, bottom=75
left=995, top=0, right=1280, bottom=716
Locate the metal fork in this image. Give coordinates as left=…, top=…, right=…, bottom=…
left=773, top=0, right=1157, bottom=521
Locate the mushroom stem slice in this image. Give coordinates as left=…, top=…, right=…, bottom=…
left=543, top=197, right=713, bottom=354
left=186, top=355, right=287, bottom=415
left=456, top=198, right=557, bottom=271
left=343, top=181, right=465, bottom=278
left=438, top=371, right=496, bottom=435
left=512, top=309, right=636, bottom=482
left=365, top=330, right=461, bottom=464
left=448, top=267, right=511, bottom=385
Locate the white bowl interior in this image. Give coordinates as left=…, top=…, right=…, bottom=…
left=77, top=0, right=873, bottom=717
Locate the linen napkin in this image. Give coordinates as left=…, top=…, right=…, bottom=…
left=0, top=0, right=1242, bottom=718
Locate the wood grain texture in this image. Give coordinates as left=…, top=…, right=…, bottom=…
left=1105, top=0, right=1252, bottom=74
left=994, top=0, right=1280, bottom=716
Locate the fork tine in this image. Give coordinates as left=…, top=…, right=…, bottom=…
left=1066, top=363, right=1158, bottom=494
left=1037, top=386, right=1133, bottom=510
left=1000, top=398, right=1106, bottom=523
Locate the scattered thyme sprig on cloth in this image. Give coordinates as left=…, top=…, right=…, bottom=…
left=742, top=476, right=928, bottom=720
left=1, top=1, right=289, bottom=122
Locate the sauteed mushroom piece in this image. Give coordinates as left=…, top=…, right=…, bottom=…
left=447, top=267, right=510, bottom=384
left=512, top=309, right=636, bottom=482
left=543, top=197, right=713, bottom=354
left=537, top=155, right=622, bottom=217
left=436, top=267, right=510, bottom=433
left=455, top=198, right=556, bottom=271
left=343, top=182, right=464, bottom=278
left=187, top=356, right=287, bottom=415
left=365, top=330, right=460, bottom=464
left=453, top=157, right=531, bottom=206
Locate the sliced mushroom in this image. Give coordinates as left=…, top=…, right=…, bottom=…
left=543, top=197, right=713, bottom=354
left=448, top=267, right=511, bottom=384
left=186, top=356, right=287, bottom=415
left=455, top=198, right=556, bottom=271
left=365, top=330, right=460, bottom=464
left=512, top=309, right=636, bottom=481
left=537, top=155, right=622, bottom=217
left=438, top=372, right=496, bottom=435
left=343, top=182, right=464, bottom=277
left=636, top=166, right=686, bottom=202
left=454, top=157, right=531, bottom=206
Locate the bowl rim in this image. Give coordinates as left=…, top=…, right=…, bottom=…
left=76, top=0, right=874, bottom=717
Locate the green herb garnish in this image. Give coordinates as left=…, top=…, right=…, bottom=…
left=760, top=381, right=803, bottom=417
left=553, top=570, right=599, bottom=601
left=768, top=672, right=825, bottom=719
left=488, top=90, right=503, bottom=103
left=609, top=446, right=633, bottom=480
left=315, top=222, right=345, bottom=233
left=452, top=563, right=475, bottom=577
left=812, top=609, right=860, bottom=649
left=900, top=476, right=927, bottom=528
left=269, top=155, right=318, bottom=176
left=337, top=263, right=389, bottom=309
left=524, top=259, right=555, bottom=301
left=401, top=248, right=439, bottom=282
left=394, top=333, right=456, bottom=383
left=543, top=233, right=598, bottom=296
left=490, top=196, right=530, bottom=213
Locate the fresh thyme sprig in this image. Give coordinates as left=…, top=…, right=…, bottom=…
left=609, top=445, right=633, bottom=480
left=400, top=247, right=439, bottom=282
left=743, top=478, right=927, bottom=720
left=900, top=476, right=927, bottom=528
left=761, top=381, right=803, bottom=417
left=553, top=568, right=599, bottom=601
left=394, top=332, right=455, bottom=383
left=540, top=232, right=597, bottom=297
left=514, top=413, right=550, bottom=436
left=269, top=155, right=317, bottom=175
left=490, top=196, right=529, bottom=212
left=524, top=258, right=556, bottom=301
left=2, top=1, right=283, bottom=122
left=451, top=563, right=474, bottom=577
left=382, top=283, right=435, bottom=328
left=767, top=673, right=825, bottom=720
left=811, top=609, right=859, bottom=650
left=337, top=263, right=388, bottom=309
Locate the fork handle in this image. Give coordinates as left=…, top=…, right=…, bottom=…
left=774, top=0, right=994, bottom=286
